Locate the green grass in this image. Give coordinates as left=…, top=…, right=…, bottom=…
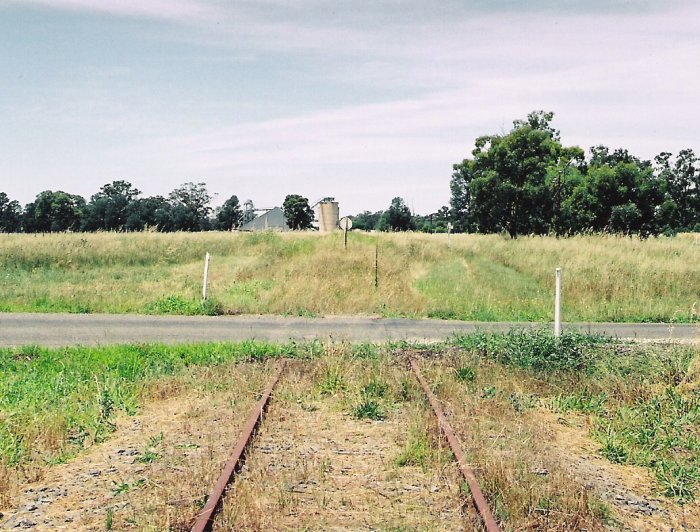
left=452, top=328, right=606, bottom=372
left=1, top=231, right=699, bottom=322
left=143, top=295, right=223, bottom=316
left=446, top=331, right=700, bottom=503
left=0, top=341, right=318, bottom=468
left=353, top=398, right=386, bottom=420
left=1, top=333, right=698, bottom=520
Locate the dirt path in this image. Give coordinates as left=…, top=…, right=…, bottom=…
left=216, top=363, right=471, bottom=530
left=1, top=364, right=271, bottom=531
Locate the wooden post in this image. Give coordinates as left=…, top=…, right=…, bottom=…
left=374, top=241, right=379, bottom=289
left=202, top=252, right=211, bottom=302
left=554, top=267, right=562, bottom=338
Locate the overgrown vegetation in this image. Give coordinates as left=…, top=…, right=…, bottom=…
left=143, top=295, right=223, bottom=316
left=452, top=328, right=605, bottom=372
left=443, top=330, right=700, bottom=505
left=1, top=231, right=698, bottom=322
left=1, top=336, right=698, bottom=528
left=0, top=342, right=316, bottom=473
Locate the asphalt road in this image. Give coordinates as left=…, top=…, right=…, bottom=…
left=0, top=313, right=697, bottom=347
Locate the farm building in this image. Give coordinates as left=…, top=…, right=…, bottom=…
left=239, top=207, right=290, bottom=232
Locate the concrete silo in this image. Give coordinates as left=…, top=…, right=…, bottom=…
left=317, top=199, right=339, bottom=233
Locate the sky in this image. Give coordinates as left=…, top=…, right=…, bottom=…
left=1, top=0, right=698, bottom=216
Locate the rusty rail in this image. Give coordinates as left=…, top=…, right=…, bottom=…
left=191, top=359, right=287, bottom=532
left=409, top=358, right=500, bottom=532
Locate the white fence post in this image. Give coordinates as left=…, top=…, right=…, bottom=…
left=554, top=267, right=562, bottom=338
left=202, top=252, right=211, bottom=302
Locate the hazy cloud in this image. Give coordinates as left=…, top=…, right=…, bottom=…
left=0, top=0, right=698, bottom=213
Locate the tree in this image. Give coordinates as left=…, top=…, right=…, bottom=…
left=655, top=149, right=699, bottom=231
left=282, top=194, right=314, bottom=230
left=168, top=182, right=213, bottom=231
left=451, top=111, right=588, bottom=237
left=449, top=163, right=474, bottom=232
left=124, top=196, right=172, bottom=231
left=0, top=192, right=22, bottom=232
left=215, top=195, right=243, bottom=230
left=380, top=197, right=413, bottom=231
left=583, top=149, right=662, bottom=235
left=82, top=180, right=141, bottom=231
left=413, top=206, right=450, bottom=233
left=350, top=210, right=383, bottom=231
left=470, top=111, right=572, bottom=237
left=23, top=190, right=85, bottom=232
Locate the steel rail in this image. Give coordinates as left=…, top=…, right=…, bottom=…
left=191, top=359, right=287, bottom=532
left=409, top=358, right=500, bottom=532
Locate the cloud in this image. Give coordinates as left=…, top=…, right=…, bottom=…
left=0, top=0, right=219, bottom=22
left=1, top=0, right=698, bottom=213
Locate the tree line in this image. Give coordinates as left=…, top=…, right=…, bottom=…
left=2, top=111, right=697, bottom=236
left=351, top=112, right=698, bottom=236
left=449, top=111, right=699, bottom=237
left=349, top=199, right=451, bottom=233
left=0, top=182, right=323, bottom=233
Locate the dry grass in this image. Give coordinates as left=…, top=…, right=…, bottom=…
left=216, top=356, right=473, bottom=530
left=0, top=360, right=275, bottom=530
left=1, top=230, right=699, bottom=321
left=3, top=340, right=698, bottom=530
left=419, top=350, right=611, bottom=530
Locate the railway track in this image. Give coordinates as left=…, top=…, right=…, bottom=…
left=190, top=357, right=500, bottom=531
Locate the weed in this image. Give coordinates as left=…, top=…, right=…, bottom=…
left=508, top=392, right=539, bottom=413
left=601, top=438, right=629, bottom=464
left=452, top=329, right=605, bottom=373
left=655, top=462, right=699, bottom=502
left=481, top=386, right=497, bottom=399
left=398, top=377, right=413, bottom=401
left=362, top=379, right=389, bottom=398
left=138, top=450, right=161, bottom=464
left=113, top=482, right=131, bottom=495
left=316, top=365, right=347, bottom=396
left=175, top=442, right=200, bottom=450
left=353, top=399, right=386, bottom=421
left=144, top=295, right=223, bottom=316
left=395, top=432, right=433, bottom=469
left=148, top=432, right=164, bottom=447
left=454, top=366, right=477, bottom=383
left=552, top=392, right=607, bottom=414
left=351, top=343, right=380, bottom=360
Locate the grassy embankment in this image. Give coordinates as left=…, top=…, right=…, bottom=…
left=1, top=334, right=698, bottom=528
left=0, top=231, right=698, bottom=322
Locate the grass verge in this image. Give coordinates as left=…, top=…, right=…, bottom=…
left=1, top=231, right=699, bottom=322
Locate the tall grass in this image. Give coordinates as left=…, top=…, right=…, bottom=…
left=444, top=332, right=700, bottom=503
left=1, top=231, right=698, bottom=321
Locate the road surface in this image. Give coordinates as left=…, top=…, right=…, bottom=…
left=0, top=313, right=697, bottom=347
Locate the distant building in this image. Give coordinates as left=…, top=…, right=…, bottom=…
left=239, top=207, right=290, bottom=232
left=315, top=198, right=339, bottom=233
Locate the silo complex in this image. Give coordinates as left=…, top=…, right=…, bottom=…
left=318, top=200, right=339, bottom=233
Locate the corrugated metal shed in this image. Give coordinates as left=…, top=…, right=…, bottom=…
left=239, top=207, right=290, bottom=232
